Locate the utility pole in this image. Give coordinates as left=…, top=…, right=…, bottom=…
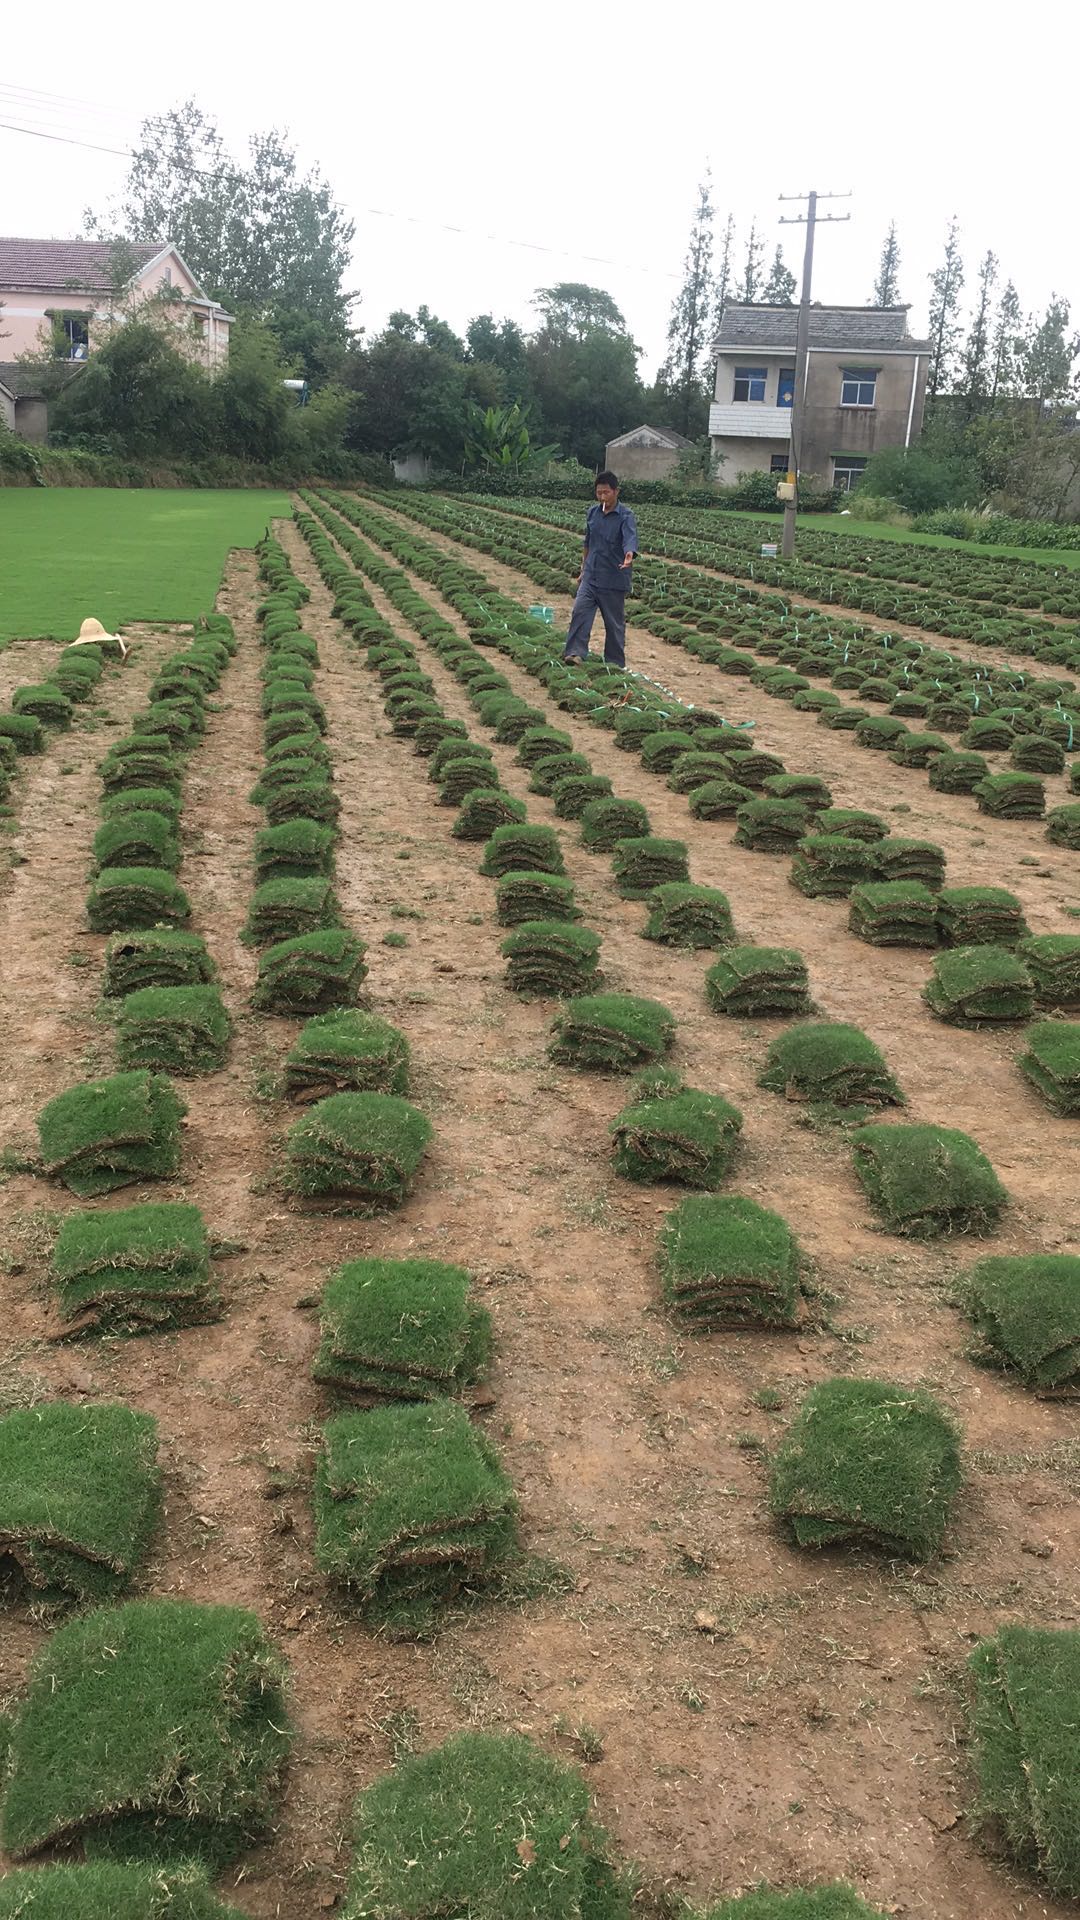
left=778, top=189, right=851, bottom=559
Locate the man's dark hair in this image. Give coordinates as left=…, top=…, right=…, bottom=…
left=594, top=470, right=620, bottom=490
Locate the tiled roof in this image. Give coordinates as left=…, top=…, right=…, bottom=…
left=714, top=303, right=929, bottom=353
left=0, top=361, right=47, bottom=398
left=608, top=423, right=695, bottom=449
left=0, top=237, right=163, bottom=291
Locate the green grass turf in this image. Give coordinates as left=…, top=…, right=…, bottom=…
left=759, top=1022, right=903, bottom=1110
left=37, top=1070, right=186, bottom=1197
left=1019, top=1020, right=1080, bottom=1113
left=114, top=985, right=232, bottom=1077
left=251, top=928, right=367, bottom=1014
left=501, top=921, right=601, bottom=997
left=716, top=507, right=1080, bottom=567
left=963, top=1254, right=1080, bottom=1391
left=313, top=1257, right=491, bottom=1401
left=284, top=1010, right=409, bottom=1099
left=0, top=1401, right=159, bottom=1600
left=699, top=1886, right=889, bottom=1918
left=51, top=1201, right=218, bottom=1333
left=0, top=491, right=291, bottom=641
left=611, top=1088, right=742, bottom=1187
left=642, top=882, right=736, bottom=949
left=284, top=1092, right=432, bottom=1207
left=851, top=1123, right=1008, bottom=1237
left=548, top=993, right=675, bottom=1071
left=0, top=1863, right=249, bottom=1919
left=658, top=1193, right=801, bottom=1328
left=969, top=1625, right=1080, bottom=1895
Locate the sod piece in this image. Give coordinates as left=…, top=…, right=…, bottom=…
left=263, top=778, right=341, bottom=828
left=343, top=1729, right=627, bottom=1920
left=430, top=737, right=493, bottom=782
left=313, top=1258, right=491, bottom=1401
left=93, top=811, right=179, bottom=875
left=37, top=1071, right=186, bottom=1197
left=551, top=771, right=614, bottom=819
left=501, top=921, right=601, bottom=997
left=929, top=749, right=989, bottom=793
left=963, top=1254, right=1080, bottom=1392
left=242, top=876, right=339, bottom=946
left=479, top=824, right=565, bottom=879
left=790, top=835, right=876, bottom=899
left=760, top=1022, right=902, bottom=1109
left=890, top=730, right=949, bottom=768
left=705, top=945, right=811, bottom=1019
left=251, top=927, right=367, bottom=1013
left=516, top=724, right=573, bottom=769
left=86, top=868, right=191, bottom=934
left=658, top=1193, right=801, bottom=1330
left=700, top=1887, right=888, bottom=1920
left=923, top=946, right=1036, bottom=1026
left=611, top=835, right=690, bottom=898
left=968, top=1625, right=1080, bottom=1897
left=815, top=808, right=887, bottom=843
left=668, top=750, right=734, bottom=794
left=314, top=1403, right=518, bottom=1636
left=873, top=839, right=946, bottom=889
left=1, top=1599, right=290, bottom=1863
left=0, top=1402, right=159, bottom=1599
left=723, top=746, right=786, bottom=788
left=103, top=929, right=215, bottom=997
left=1020, top=933, right=1080, bottom=1008
left=284, top=1092, right=432, bottom=1207
left=451, top=788, right=527, bottom=839
left=439, top=757, right=503, bottom=806
left=284, top=1011, right=409, bottom=1100
left=493, top=871, right=579, bottom=928
left=762, top=772, right=832, bottom=812
left=937, top=886, right=1028, bottom=947
left=0, top=1864, right=249, bottom=1920
left=848, top=881, right=940, bottom=947
left=769, top=1378, right=960, bottom=1558
left=548, top=993, right=675, bottom=1071
left=851, top=1122, right=1007, bottom=1237
left=115, top=986, right=232, bottom=1076
left=687, top=778, right=754, bottom=819
left=1019, top=1019, right=1080, bottom=1114
left=580, top=796, right=651, bottom=851
left=642, top=882, right=735, bottom=949
left=51, top=1201, right=218, bottom=1334
left=1046, top=803, right=1080, bottom=848
left=100, top=750, right=180, bottom=796
left=253, top=819, right=335, bottom=884
left=640, top=727, right=696, bottom=773
left=0, top=712, right=45, bottom=754
left=612, top=1088, right=742, bottom=1187
left=733, top=798, right=808, bottom=854
left=1013, top=734, right=1066, bottom=774
left=975, top=772, right=1046, bottom=818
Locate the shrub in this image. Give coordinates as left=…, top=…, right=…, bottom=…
left=0, top=1864, right=249, bottom=1919
left=612, top=1088, right=742, bottom=1187
left=923, top=946, right=1035, bottom=1026
left=851, top=1122, right=1007, bottom=1237
left=284, top=1010, right=408, bottom=1099
left=580, top=796, right=651, bottom=850
left=848, top=881, right=939, bottom=947
left=253, top=818, right=336, bottom=884
left=1020, top=934, right=1080, bottom=1008
left=963, top=1254, right=1080, bottom=1392
left=242, top=876, right=339, bottom=945
left=759, top=1022, right=902, bottom=1109
left=479, top=823, right=565, bottom=878
left=1, top=1599, right=290, bottom=1863
left=611, top=835, right=690, bottom=898
left=769, top=1378, right=960, bottom=1558
left=975, top=772, right=1045, bottom=819
left=37, top=1071, right=186, bottom=1197
left=548, top=993, right=675, bottom=1071
left=86, top=868, right=191, bottom=934
left=642, top=882, right=735, bottom=949
left=313, top=1259, right=491, bottom=1402
left=1047, top=803, right=1080, bottom=849
left=314, top=1403, right=517, bottom=1637
left=284, top=1092, right=432, bottom=1207
left=658, top=1194, right=801, bottom=1330
left=452, top=789, right=527, bottom=839
left=103, top=929, right=215, bottom=997
left=687, top=778, right=754, bottom=819
left=968, top=1626, right=1080, bottom=1897
left=51, top=1201, right=218, bottom=1334
left=705, top=946, right=811, bottom=1018
left=501, top=921, right=601, bottom=997
left=937, top=886, right=1027, bottom=947
left=0, top=1402, right=159, bottom=1599
left=1020, top=1020, right=1080, bottom=1114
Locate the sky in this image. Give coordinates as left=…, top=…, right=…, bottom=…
left=3, top=0, right=1078, bottom=382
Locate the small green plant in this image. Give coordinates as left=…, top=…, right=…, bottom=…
left=382, top=930, right=409, bottom=948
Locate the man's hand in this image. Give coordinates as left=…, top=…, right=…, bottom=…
left=620, top=552, right=635, bottom=569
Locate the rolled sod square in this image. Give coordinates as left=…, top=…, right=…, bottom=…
left=438, top=755, right=502, bottom=805
left=1, top=1598, right=291, bottom=1863
left=962, top=713, right=1015, bottom=751
left=1020, top=934, right=1080, bottom=1009
left=51, top=1201, right=218, bottom=1334
left=13, top=684, right=73, bottom=729
left=529, top=750, right=591, bottom=796
left=242, top=876, right=340, bottom=946
left=640, top=727, right=696, bottom=773
left=643, top=882, right=735, bottom=949
left=479, top=823, right=565, bottom=879
left=515, top=724, right=573, bottom=769
left=430, top=737, right=492, bottom=782
left=722, top=746, right=785, bottom=788
left=762, top=772, right=832, bottom=811
left=873, top=838, right=946, bottom=890
left=923, top=946, right=1035, bottom=1026
left=612, top=707, right=663, bottom=750
left=699, top=1886, right=890, bottom=1919
left=100, top=749, right=181, bottom=796
left=0, top=1863, right=251, bottom=1919
left=612, top=1088, right=742, bottom=1187
left=790, top=835, right=877, bottom=899
left=1019, top=1019, right=1080, bottom=1114
left=414, top=715, right=467, bottom=756
left=264, top=778, right=341, bottom=828
left=668, top=750, right=733, bottom=794
left=733, top=797, right=809, bottom=853
left=101, top=785, right=183, bottom=827
left=658, top=1193, right=801, bottom=1330
left=494, top=870, right=580, bottom=927
left=115, top=985, right=232, bottom=1076
left=889, top=729, right=949, bottom=768
left=87, top=868, right=191, bottom=934
left=493, top=703, right=546, bottom=743
left=285, top=1092, right=432, bottom=1207
left=819, top=705, right=870, bottom=732
left=313, top=1257, right=491, bottom=1401
left=253, top=818, right=336, bottom=884
left=611, top=835, right=691, bottom=898
left=937, top=886, right=1028, bottom=947
left=705, top=945, right=811, bottom=1019
left=1046, top=803, right=1080, bottom=848
left=548, top=993, right=675, bottom=1071
left=848, top=881, right=940, bottom=947
left=37, top=1071, right=186, bottom=1197
left=451, top=788, right=527, bottom=840
left=314, top=1402, right=518, bottom=1637
left=103, top=929, right=215, bottom=997
left=687, top=778, right=754, bottom=819
left=580, top=795, right=651, bottom=850
left=284, top=1010, right=409, bottom=1099
left=265, top=729, right=331, bottom=770
left=963, top=1254, right=1080, bottom=1393
left=851, top=1122, right=1007, bottom=1238
left=501, top=921, right=601, bottom=998
left=759, top=1022, right=902, bottom=1110
left=968, top=1625, right=1080, bottom=1897
left=815, top=808, right=887, bottom=843
left=975, top=772, right=1046, bottom=818
left=0, top=1401, right=159, bottom=1600
left=929, top=749, right=989, bottom=793
left=0, top=712, right=45, bottom=754
left=769, top=1377, right=960, bottom=1559
left=551, top=771, right=614, bottom=819
left=266, top=705, right=327, bottom=750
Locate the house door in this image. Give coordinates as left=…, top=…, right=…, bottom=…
left=778, top=369, right=795, bottom=408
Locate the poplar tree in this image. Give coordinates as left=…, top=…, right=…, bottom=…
left=988, top=281, right=1023, bottom=402
left=960, top=250, right=999, bottom=415
left=739, top=221, right=764, bottom=302
left=872, top=222, right=902, bottom=305
left=762, top=246, right=797, bottom=305
left=659, top=174, right=716, bottom=436
left=712, top=213, right=735, bottom=328
left=927, top=217, right=965, bottom=399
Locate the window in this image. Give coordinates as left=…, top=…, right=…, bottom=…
left=832, top=455, right=868, bottom=493
left=777, top=369, right=796, bottom=408
left=841, top=368, right=877, bottom=407
left=51, top=312, right=90, bottom=361
left=733, top=366, right=767, bottom=403
left=769, top=453, right=789, bottom=474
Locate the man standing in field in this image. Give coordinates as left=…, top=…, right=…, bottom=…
left=562, top=470, right=638, bottom=668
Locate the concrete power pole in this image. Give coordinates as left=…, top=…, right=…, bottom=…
left=778, top=189, right=851, bottom=559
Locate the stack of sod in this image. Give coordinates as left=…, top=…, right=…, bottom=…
left=251, top=928, right=368, bottom=1013
left=548, top=993, right=675, bottom=1071
left=762, top=772, right=832, bottom=812
left=963, top=1254, right=1080, bottom=1392
left=253, top=819, right=335, bottom=883
left=479, top=823, right=565, bottom=879
left=658, top=1194, right=801, bottom=1330
left=851, top=1122, right=1007, bottom=1237
left=790, top=835, right=876, bottom=899
left=115, top=986, right=231, bottom=1076
left=0, top=1864, right=249, bottom=1920
left=529, top=749, right=590, bottom=795
left=769, top=1378, right=960, bottom=1558
left=1046, top=803, right=1080, bottom=848
left=723, top=745, right=785, bottom=787
left=968, top=1625, right=1080, bottom=1898
left=37, top=1071, right=185, bottom=1196
left=687, top=777, right=754, bottom=819
left=0, top=1402, right=159, bottom=1599
left=1019, top=1020, right=1080, bottom=1114
left=1020, top=934, right=1080, bottom=1008
left=86, top=869, right=191, bottom=934
left=452, top=789, right=527, bottom=839
left=580, top=796, right=651, bottom=851
left=611, top=1087, right=742, bottom=1187
left=284, top=1011, right=409, bottom=1099
left=51, top=1202, right=219, bottom=1334
left=1013, top=734, right=1066, bottom=774
left=100, top=746, right=180, bottom=796
left=975, top=772, right=1046, bottom=818
left=551, top=771, right=614, bottom=819
left=611, top=835, right=690, bottom=898
left=92, top=811, right=179, bottom=875
left=668, top=749, right=734, bottom=793
left=923, top=947, right=1035, bottom=1026
left=699, top=1887, right=889, bottom=1920
left=815, top=808, right=887, bottom=843
left=890, top=730, right=949, bottom=768
left=495, top=870, right=580, bottom=926
left=516, top=724, right=573, bottom=769
left=314, top=1402, right=518, bottom=1636
left=284, top=1092, right=432, bottom=1207
left=342, top=1731, right=628, bottom=1920
left=759, top=1022, right=902, bottom=1110
left=501, top=922, right=601, bottom=997
left=242, top=876, right=339, bottom=945
left=312, top=1258, right=491, bottom=1401
left=733, top=798, right=808, bottom=854
left=873, top=839, right=946, bottom=889
left=848, top=881, right=940, bottom=947
left=937, top=886, right=1028, bottom=947
left=642, top=882, right=735, bottom=949
left=0, top=712, right=44, bottom=756
left=13, top=685, right=73, bottom=729
left=929, top=749, right=989, bottom=793
left=103, top=929, right=216, bottom=996
left=1, top=1599, right=291, bottom=1863
left=430, top=736, right=493, bottom=785
left=705, top=946, right=811, bottom=1019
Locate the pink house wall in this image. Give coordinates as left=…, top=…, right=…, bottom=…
left=0, top=249, right=231, bottom=369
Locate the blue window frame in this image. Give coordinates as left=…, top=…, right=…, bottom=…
left=841, top=368, right=877, bottom=407
left=733, top=366, right=767, bottom=402
left=777, top=369, right=795, bottom=408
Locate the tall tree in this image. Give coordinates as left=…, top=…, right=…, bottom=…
left=927, top=217, right=965, bottom=399
left=739, top=221, right=764, bottom=302
left=466, top=314, right=532, bottom=407
left=762, top=245, right=796, bottom=305
left=988, top=280, right=1023, bottom=403
left=872, top=222, right=902, bottom=305
left=1019, top=296, right=1080, bottom=405
left=527, top=284, right=644, bottom=465
left=712, top=212, right=735, bottom=328
left=532, top=284, right=626, bottom=342
left=960, top=249, right=999, bottom=415
left=658, top=174, right=716, bottom=436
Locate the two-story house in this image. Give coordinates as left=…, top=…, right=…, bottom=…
left=708, top=303, right=930, bottom=493
left=0, top=237, right=233, bottom=375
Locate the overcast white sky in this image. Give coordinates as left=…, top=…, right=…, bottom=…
left=3, top=0, right=1078, bottom=380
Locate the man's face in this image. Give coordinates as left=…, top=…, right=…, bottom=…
left=595, top=483, right=618, bottom=510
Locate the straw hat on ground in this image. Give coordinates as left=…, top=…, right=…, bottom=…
left=72, top=617, right=130, bottom=660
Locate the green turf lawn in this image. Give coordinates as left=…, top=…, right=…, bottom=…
left=0, top=490, right=292, bottom=640
left=721, top=507, right=1080, bottom=568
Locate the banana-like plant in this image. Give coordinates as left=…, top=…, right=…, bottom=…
left=462, top=402, right=560, bottom=473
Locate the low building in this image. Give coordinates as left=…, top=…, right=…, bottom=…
left=0, top=363, right=47, bottom=442
left=605, top=423, right=694, bottom=482
left=0, top=237, right=233, bottom=375
left=709, top=303, right=930, bottom=493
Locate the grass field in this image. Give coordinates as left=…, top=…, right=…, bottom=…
left=0, top=490, right=291, bottom=640
left=724, top=508, right=1080, bottom=567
